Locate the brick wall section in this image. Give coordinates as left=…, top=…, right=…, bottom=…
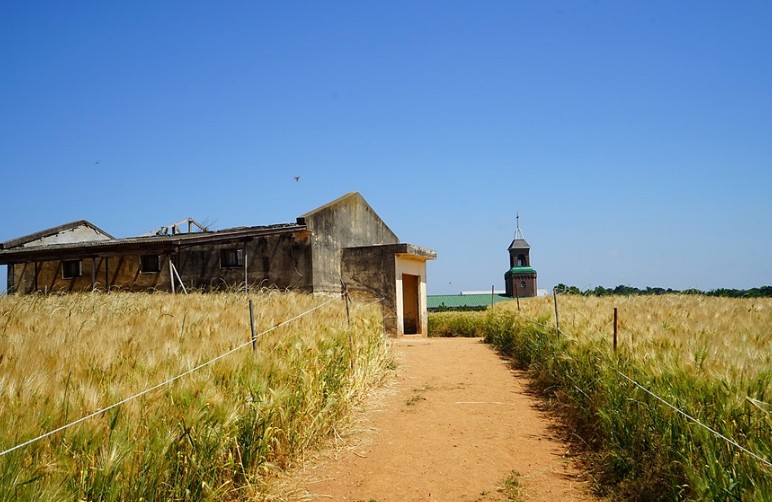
left=505, top=271, right=537, bottom=297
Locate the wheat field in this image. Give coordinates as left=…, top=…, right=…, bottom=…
left=432, top=294, right=771, bottom=500
left=505, top=294, right=772, bottom=382
left=0, top=291, right=391, bottom=501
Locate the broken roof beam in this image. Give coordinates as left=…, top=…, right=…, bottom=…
left=140, top=218, right=210, bottom=237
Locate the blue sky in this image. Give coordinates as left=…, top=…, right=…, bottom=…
left=1, top=1, right=770, bottom=294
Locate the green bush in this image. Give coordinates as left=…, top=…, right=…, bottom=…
left=428, top=311, right=486, bottom=337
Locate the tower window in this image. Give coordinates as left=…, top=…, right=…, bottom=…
left=517, top=254, right=527, bottom=267
left=521, top=281, right=526, bottom=290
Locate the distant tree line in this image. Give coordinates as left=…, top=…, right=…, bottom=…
left=553, top=284, right=772, bottom=298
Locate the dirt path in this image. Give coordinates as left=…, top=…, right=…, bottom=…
left=266, top=337, right=595, bottom=501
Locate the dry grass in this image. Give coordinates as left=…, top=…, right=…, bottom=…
left=0, top=290, right=391, bottom=501
left=475, top=294, right=771, bottom=500
left=498, top=294, right=772, bottom=381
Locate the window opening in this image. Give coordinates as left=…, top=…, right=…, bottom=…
left=140, top=255, right=161, bottom=273
left=220, top=249, right=244, bottom=268
left=62, top=260, right=82, bottom=279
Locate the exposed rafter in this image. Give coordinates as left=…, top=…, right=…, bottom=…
left=140, top=218, right=209, bottom=237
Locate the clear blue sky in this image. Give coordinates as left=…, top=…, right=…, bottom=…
left=2, top=1, right=771, bottom=294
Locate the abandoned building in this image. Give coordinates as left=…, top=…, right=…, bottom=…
left=0, top=192, right=436, bottom=336
left=504, top=215, right=537, bottom=297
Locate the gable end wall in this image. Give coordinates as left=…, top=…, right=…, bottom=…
left=304, top=194, right=399, bottom=293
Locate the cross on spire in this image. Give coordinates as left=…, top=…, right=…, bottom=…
left=514, top=212, right=525, bottom=240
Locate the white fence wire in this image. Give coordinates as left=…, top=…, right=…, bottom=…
left=508, top=303, right=771, bottom=470
left=0, top=294, right=343, bottom=458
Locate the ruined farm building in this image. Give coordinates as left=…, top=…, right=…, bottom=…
left=0, top=193, right=436, bottom=336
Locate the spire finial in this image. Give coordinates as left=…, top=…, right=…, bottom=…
left=515, top=212, right=524, bottom=240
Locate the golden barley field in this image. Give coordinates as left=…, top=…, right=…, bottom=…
left=0, top=291, right=390, bottom=501
left=481, top=294, right=771, bottom=501
left=505, top=294, right=772, bottom=381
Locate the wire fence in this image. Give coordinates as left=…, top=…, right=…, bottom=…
left=613, top=369, right=771, bottom=468
left=4, top=291, right=768, bottom=473
left=0, top=293, right=346, bottom=458
left=504, top=296, right=772, bottom=470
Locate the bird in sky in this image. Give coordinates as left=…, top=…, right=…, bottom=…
left=294, top=176, right=301, bottom=182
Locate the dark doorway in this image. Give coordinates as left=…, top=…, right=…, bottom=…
left=402, top=274, right=420, bottom=334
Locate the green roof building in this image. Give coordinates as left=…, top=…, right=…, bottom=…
left=426, top=293, right=513, bottom=310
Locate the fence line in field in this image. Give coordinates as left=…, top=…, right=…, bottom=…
left=0, top=294, right=348, bottom=458
left=507, top=303, right=772, bottom=470
left=612, top=369, right=772, bottom=468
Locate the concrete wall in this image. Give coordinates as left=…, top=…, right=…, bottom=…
left=342, top=244, right=433, bottom=336
left=302, top=193, right=399, bottom=294
left=172, top=232, right=312, bottom=291
left=9, top=231, right=312, bottom=293
left=342, top=245, right=397, bottom=333
left=11, top=258, right=109, bottom=293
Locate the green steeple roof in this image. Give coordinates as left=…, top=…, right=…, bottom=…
left=506, top=266, right=536, bottom=275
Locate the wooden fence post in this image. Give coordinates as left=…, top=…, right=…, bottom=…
left=553, top=287, right=560, bottom=337
left=249, top=299, right=256, bottom=353
left=340, top=280, right=351, bottom=328
left=613, top=307, right=618, bottom=352
left=340, top=280, right=354, bottom=373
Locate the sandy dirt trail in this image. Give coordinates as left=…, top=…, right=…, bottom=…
left=266, top=337, right=596, bottom=501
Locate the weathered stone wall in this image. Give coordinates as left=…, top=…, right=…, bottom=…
left=9, top=231, right=312, bottom=293
left=173, top=232, right=312, bottom=291
left=342, top=245, right=397, bottom=333
left=10, top=256, right=180, bottom=293
left=303, top=193, right=399, bottom=294
left=11, top=259, right=106, bottom=293
left=342, top=244, right=433, bottom=336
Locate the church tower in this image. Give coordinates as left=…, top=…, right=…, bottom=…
left=505, top=214, right=537, bottom=297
